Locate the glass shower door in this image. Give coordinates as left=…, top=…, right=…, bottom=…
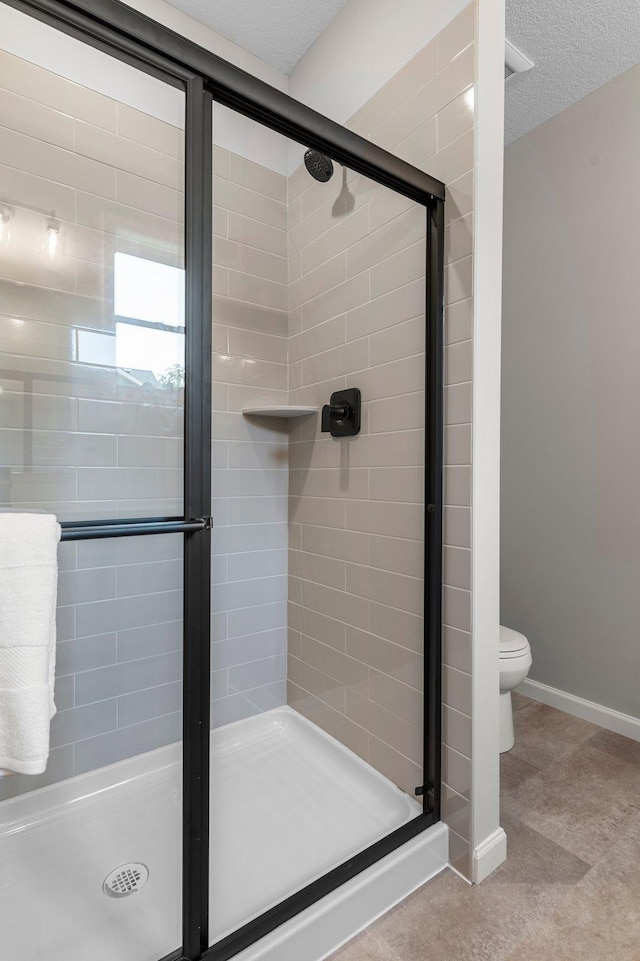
left=0, top=8, right=187, bottom=958
left=207, top=105, right=429, bottom=954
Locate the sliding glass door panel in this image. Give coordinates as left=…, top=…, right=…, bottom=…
left=208, top=107, right=427, bottom=953
left=0, top=11, right=186, bottom=960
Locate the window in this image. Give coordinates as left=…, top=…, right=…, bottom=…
left=76, top=254, right=186, bottom=385
left=113, top=252, right=185, bottom=329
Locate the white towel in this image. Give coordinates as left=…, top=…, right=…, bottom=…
left=0, top=513, right=60, bottom=775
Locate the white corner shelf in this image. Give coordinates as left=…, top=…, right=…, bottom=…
left=242, top=406, right=319, bottom=419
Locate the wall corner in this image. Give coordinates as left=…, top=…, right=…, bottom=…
left=470, top=0, right=506, bottom=881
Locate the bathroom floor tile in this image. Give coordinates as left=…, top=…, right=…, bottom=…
left=502, top=744, right=640, bottom=865
left=494, top=813, right=590, bottom=886
left=585, top=727, right=640, bottom=766
left=509, top=702, right=599, bottom=770
left=500, top=752, right=539, bottom=795
left=504, top=815, right=640, bottom=961
left=373, top=869, right=573, bottom=961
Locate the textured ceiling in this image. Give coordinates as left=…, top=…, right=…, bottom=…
left=162, top=0, right=349, bottom=74
left=505, top=0, right=640, bottom=144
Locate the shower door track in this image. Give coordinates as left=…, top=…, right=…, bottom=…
left=1, top=2, right=446, bottom=959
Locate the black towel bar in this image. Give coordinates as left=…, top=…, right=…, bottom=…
left=59, top=517, right=212, bottom=541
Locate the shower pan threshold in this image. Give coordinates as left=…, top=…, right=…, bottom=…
left=0, top=705, right=443, bottom=961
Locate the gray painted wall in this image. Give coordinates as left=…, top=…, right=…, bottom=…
left=501, top=62, right=640, bottom=719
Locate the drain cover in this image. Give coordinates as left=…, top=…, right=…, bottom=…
left=103, top=862, right=149, bottom=899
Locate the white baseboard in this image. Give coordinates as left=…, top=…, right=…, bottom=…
left=234, top=823, right=449, bottom=961
left=472, top=827, right=507, bottom=883
left=518, top=678, right=640, bottom=743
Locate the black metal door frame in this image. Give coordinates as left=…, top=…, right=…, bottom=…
left=3, top=2, right=446, bottom=959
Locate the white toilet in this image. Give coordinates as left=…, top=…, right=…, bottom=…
left=499, top=626, right=532, bottom=753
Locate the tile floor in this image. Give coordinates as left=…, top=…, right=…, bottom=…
left=329, top=693, right=640, bottom=961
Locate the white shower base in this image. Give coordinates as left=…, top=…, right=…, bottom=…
left=0, top=706, right=427, bottom=961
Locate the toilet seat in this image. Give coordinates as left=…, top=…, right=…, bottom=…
left=500, top=626, right=529, bottom=659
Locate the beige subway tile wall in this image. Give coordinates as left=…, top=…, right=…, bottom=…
left=286, top=1, right=475, bottom=877
left=210, top=139, right=289, bottom=726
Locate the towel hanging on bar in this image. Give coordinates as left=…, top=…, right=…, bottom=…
left=0, top=512, right=60, bottom=775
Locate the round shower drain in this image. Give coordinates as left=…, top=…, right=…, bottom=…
left=103, top=862, right=149, bottom=899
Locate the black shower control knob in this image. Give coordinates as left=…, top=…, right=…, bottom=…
left=321, top=402, right=349, bottom=431
left=321, top=388, right=361, bottom=437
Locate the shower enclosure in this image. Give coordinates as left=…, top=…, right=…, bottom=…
left=0, top=1, right=445, bottom=958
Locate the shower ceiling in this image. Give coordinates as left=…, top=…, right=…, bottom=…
left=161, top=0, right=349, bottom=73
